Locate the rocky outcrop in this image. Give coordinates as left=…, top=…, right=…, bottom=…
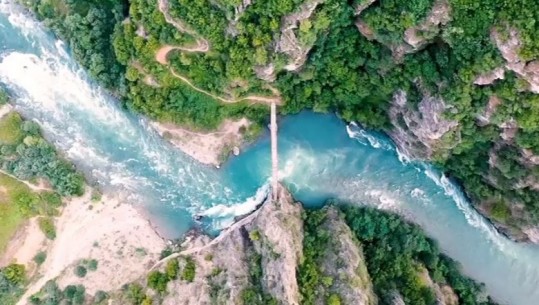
left=277, top=0, right=325, bottom=72
left=419, top=266, right=459, bottom=305
left=492, top=28, right=539, bottom=93
left=162, top=228, right=250, bottom=305
left=476, top=95, right=502, bottom=126
left=403, top=0, right=451, bottom=50
left=246, top=185, right=304, bottom=305
left=389, top=90, right=460, bottom=159
left=255, top=0, right=325, bottom=81
left=356, top=0, right=451, bottom=60
left=474, top=67, right=505, bottom=86
left=160, top=184, right=304, bottom=305
left=154, top=185, right=383, bottom=305
left=314, top=206, right=377, bottom=305
left=227, top=0, right=252, bottom=37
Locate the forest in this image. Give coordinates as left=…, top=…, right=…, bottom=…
left=18, top=0, right=539, bottom=236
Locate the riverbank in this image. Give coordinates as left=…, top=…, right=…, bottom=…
left=3, top=188, right=166, bottom=303
left=151, top=118, right=251, bottom=167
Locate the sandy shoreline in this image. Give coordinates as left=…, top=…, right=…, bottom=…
left=151, top=118, right=251, bottom=167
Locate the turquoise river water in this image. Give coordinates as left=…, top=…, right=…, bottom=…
left=0, top=1, right=538, bottom=304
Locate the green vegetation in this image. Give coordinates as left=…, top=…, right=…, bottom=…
left=147, top=270, right=169, bottom=294
left=336, top=204, right=497, bottom=305
left=298, top=209, right=335, bottom=305
left=0, top=264, right=26, bottom=305
left=29, top=280, right=85, bottom=305
left=74, top=265, right=87, bottom=278
left=88, top=259, right=98, bottom=271
left=241, top=249, right=278, bottom=305
left=38, top=217, right=56, bottom=240
left=21, top=0, right=126, bottom=90
left=92, top=290, right=108, bottom=304
left=146, top=258, right=188, bottom=295
left=123, top=283, right=153, bottom=305
left=0, top=173, right=64, bottom=253
left=0, top=174, right=28, bottom=253
left=165, top=259, right=179, bottom=280
left=180, top=256, right=196, bottom=282
left=0, top=89, right=8, bottom=105
left=33, top=251, right=47, bottom=266
left=0, top=111, right=84, bottom=196
left=19, top=0, right=539, bottom=233
left=74, top=259, right=99, bottom=278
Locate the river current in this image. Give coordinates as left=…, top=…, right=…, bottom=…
left=0, top=1, right=538, bottom=304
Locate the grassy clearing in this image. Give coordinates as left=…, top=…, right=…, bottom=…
left=0, top=173, right=31, bottom=254
left=0, top=112, right=24, bottom=145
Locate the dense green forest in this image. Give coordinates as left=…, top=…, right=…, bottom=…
left=300, top=204, right=497, bottom=305
left=19, top=0, right=539, bottom=237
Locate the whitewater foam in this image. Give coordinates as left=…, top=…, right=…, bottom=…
left=199, top=184, right=269, bottom=222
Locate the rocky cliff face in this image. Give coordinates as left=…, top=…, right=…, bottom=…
left=153, top=185, right=375, bottom=305
left=314, top=206, right=376, bottom=305
left=389, top=90, right=459, bottom=159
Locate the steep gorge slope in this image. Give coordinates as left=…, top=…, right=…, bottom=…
left=20, top=0, right=539, bottom=242
left=94, top=185, right=495, bottom=305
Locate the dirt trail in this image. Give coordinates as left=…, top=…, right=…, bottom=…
left=0, top=169, right=52, bottom=193
left=149, top=185, right=280, bottom=270
left=154, top=0, right=282, bottom=105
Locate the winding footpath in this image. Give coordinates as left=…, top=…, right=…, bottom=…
left=155, top=0, right=281, bottom=105
left=149, top=0, right=282, bottom=270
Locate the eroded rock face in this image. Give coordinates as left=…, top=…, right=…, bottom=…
left=161, top=184, right=304, bottom=305
left=389, top=90, right=459, bottom=159
left=492, top=28, right=539, bottom=93
left=521, top=149, right=539, bottom=166
left=227, top=0, right=252, bottom=36
left=315, top=207, right=377, bottom=305
left=162, top=228, right=251, bottom=305
left=403, top=0, right=451, bottom=50
left=524, top=227, right=539, bottom=244
left=278, top=0, right=325, bottom=72
left=419, top=267, right=459, bottom=305
left=246, top=185, right=304, bottom=305
left=354, top=0, right=377, bottom=16
left=355, top=0, right=451, bottom=60
left=476, top=95, right=502, bottom=126
left=474, top=67, right=505, bottom=86
left=255, top=0, right=325, bottom=81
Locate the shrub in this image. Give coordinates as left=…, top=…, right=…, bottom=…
left=147, top=271, right=169, bottom=294
left=249, top=230, right=261, bottom=241
left=181, top=257, right=196, bottom=282
left=75, top=266, right=87, bottom=278
left=93, top=290, right=108, bottom=303
left=126, top=283, right=145, bottom=305
left=88, top=259, right=98, bottom=271
left=1, top=264, right=26, bottom=285
left=327, top=294, right=341, bottom=305
left=38, top=217, right=56, bottom=240
left=165, top=259, right=179, bottom=280
left=33, top=252, right=47, bottom=266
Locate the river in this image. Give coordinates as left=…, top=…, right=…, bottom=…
left=0, top=1, right=538, bottom=304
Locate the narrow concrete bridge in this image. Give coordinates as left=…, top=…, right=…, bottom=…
left=270, top=102, right=279, bottom=201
